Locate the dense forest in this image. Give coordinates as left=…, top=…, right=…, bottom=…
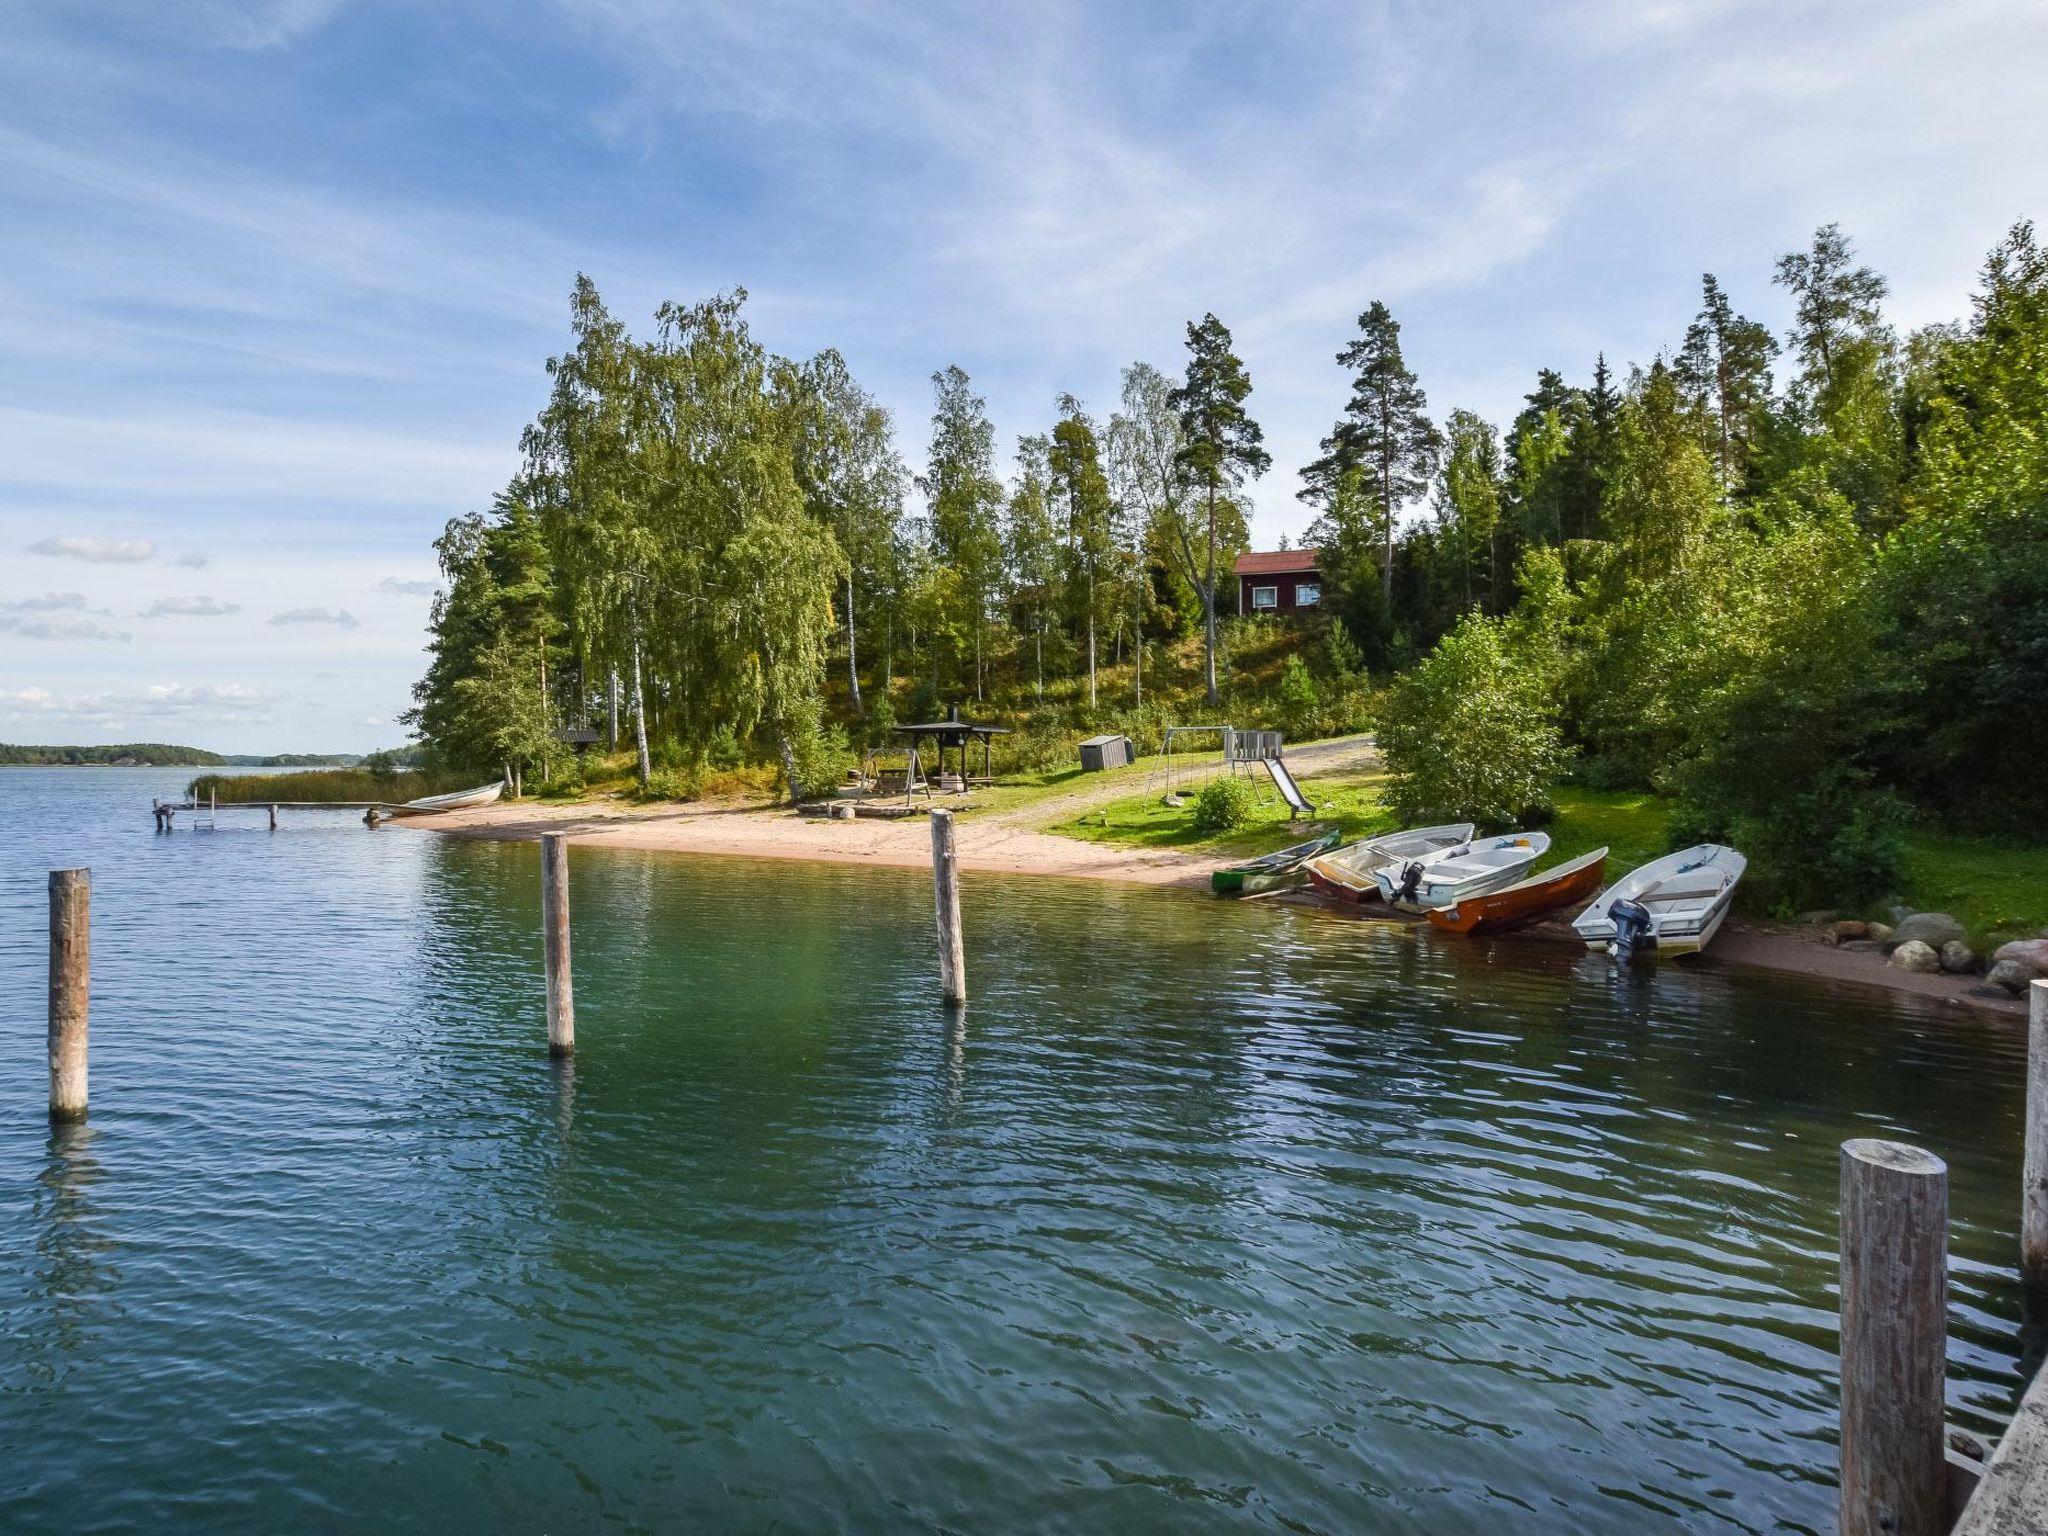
left=0, top=744, right=360, bottom=766
left=408, top=220, right=2047, bottom=906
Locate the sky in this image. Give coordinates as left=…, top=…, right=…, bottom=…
left=3, top=0, right=2046, bottom=754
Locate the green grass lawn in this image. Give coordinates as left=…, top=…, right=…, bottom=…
left=1900, top=832, right=2048, bottom=946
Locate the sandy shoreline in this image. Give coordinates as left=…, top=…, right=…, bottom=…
left=403, top=740, right=2023, bottom=1020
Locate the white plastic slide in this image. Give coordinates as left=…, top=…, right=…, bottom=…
left=1265, top=757, right=1312, bottom=816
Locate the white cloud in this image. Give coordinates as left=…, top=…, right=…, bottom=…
left=269, top=606, right=359, bottom=629
left=0, top=682, right=284, bottom=724
left=172, top=551, right=211, bottom=568
left=376, top=576, right=437, bottom=597
left=144, top=595, right=241, bottom=617
left=27, top=535, right=155, bottom=562
left=1, top=591, right=91, bottom=613
left=0, top=614, right=130, bottom=642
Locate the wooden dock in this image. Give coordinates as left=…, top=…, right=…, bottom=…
left=152, top=794, right=411, bottom=830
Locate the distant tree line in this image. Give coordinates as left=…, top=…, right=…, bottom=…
left=408, top=219, right=2047, bottom=897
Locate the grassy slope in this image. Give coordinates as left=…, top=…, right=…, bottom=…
left=1054, top=764, right=2047, bottom=945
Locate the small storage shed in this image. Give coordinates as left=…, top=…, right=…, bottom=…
left=1078, top=733, right=1134, bottom=772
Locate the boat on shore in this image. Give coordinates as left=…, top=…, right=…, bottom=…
left=1305, top=823, right=1475, bottom=903
left=1371, top=832, right=1552, bottom=913
left=1572, top=844, right=1746, bottom=960
left=392, top=781, right=505, bottom=815
left=1211, top=828, right=1343, bottom=896
left=1426, top=847, right=1608, bottom=935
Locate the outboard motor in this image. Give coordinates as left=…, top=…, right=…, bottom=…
left=1395, top=860, right=1425, bottom=905
left=1608, top=897, right=1656, bottom=964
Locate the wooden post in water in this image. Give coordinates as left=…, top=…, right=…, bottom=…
left=929, top=810, right=965, bottom=1006
left=2027, top=981, right=2048, bottom=1296
left=1840, top=1137, right=1948, bottom=1536
left=48, top=869, right=89, bottom=1122
left=268, top=803, right=278, bottom=831
left=541, top=833, right=574, bottom=1055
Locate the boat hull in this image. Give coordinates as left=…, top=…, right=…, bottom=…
left=1211, top=829, right=1342, bottom=897
left=1427, top=850, right=1608, bottom=935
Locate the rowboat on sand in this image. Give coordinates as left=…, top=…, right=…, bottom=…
left=1426, top=847, right=1608, bottom=935
left=392, top=782, right=505, bottom=815
left=1573, top=844, right=1746, bottom=961
left=1371, top=831, right=1552, bottom=913
left=1210, top=828, right=1343, bottom=896
left=1304, top=823, right=1475, bottom=903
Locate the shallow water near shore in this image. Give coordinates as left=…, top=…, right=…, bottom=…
left=0, top=766, right=2034, bottom=1533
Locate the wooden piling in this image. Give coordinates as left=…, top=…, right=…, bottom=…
left=1840, top=1137, right=1949, bottom=1536
left=2026, top=980, right=2048, bottom=1296
left=268, top=803, right=278, bottom=831
left=541, top=832, right=574, bottom=1055
left=48, top=869, right=89, bottom=1122
left=930, top=810, right=965, bottom=1005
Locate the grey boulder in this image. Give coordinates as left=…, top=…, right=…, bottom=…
left=1886, top=913, right=1967, bottom=952
left=1891, top=939, right=1942, bottom=974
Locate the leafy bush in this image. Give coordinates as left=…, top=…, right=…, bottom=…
left=636, top=768, right=696, bottom=802
left=1376, top=613, right=1568, bottom=828
left=1192, top=773, right=1258, bottom=831
left=1276, top=654, right=1320, bottom=735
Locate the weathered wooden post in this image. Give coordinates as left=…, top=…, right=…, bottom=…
left=541, top=832, right=574, bottom=1055
left=929, top=809, right=965, bottom=1005
left=1840, top=1137, right=1948, bottom=1536
left=2026, top=980, right=2048, bottom=1296
left=268, top=803, right=278, bottom=831
left=48, top=869, right=89, bottom=1122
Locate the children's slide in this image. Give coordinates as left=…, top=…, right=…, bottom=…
left=1266, top=757, right=1312, bottom=817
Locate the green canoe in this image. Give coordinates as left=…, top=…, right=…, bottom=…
left=1210, top=828, right=1343, bottom=896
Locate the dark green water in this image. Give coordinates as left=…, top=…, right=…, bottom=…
left=0, top=768, right=2033, bottom=1532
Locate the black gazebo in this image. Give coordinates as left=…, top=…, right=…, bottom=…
left=893, top=705, right=1009, bottom=785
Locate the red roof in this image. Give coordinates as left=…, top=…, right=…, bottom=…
left=1235, top=549, right=1319, bottom=576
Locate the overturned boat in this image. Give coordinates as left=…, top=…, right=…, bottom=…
left=391, top=782, right=505, bottom=816
left=1572, top=844, right=1746, bottom=961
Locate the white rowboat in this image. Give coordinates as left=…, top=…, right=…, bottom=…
left=393, top=782, right=505, bottom=815
left=1370, top=831, right=1552, bottom=913
left=1572, top=843, right=1746, bottom=960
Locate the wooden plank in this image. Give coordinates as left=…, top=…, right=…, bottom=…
left=1840, top=1137, right=1949, bottom=1536
left=1953, top=1363, right=2048, bottom=1534
left=930, top=810, right=965, bottom=1005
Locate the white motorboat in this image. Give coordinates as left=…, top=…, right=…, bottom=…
left=1304, top=823, right=1475, bottom=903
left=1572, top=844, right=1746, bottom=960
left=1370, top=831, right=1552, bottom=913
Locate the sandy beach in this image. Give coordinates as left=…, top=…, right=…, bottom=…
left=406, top=732, right=2024, bottom=1019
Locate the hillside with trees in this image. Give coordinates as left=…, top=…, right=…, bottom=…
left=406, top=220, right=2048, bottom=907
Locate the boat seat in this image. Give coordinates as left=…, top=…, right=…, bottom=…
left=1641, top=873, right=1728, bottom=903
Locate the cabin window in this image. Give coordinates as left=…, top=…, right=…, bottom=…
left=1251, top=585, right=1278, bottom=610
left=1295, top=582, right=1321, bottom=607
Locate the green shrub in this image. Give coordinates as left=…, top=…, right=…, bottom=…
left=1192, top=773, right=1258, bottom=831
left=1276, top=654, right=1320, bottom=735
left=636, top=767, right=696, bottom=802
left=1376, top=612, right=1569, bottom=828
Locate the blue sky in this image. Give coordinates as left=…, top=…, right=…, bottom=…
left=4, top=0, right=2045, bottom=753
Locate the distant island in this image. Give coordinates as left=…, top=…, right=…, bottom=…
left=1, top=743, right=372, bottom=768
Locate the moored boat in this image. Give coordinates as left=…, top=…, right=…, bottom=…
left=1426, top=847, right=1609, bottom=935
left=1370, top=831, right=1552, bottom=913
left=392, top=781, right=506, bottom=815
left=1572, top=844, right=1746, bottom=961
left=1211, top=828, right=1343, bottom=896
left=1305, top=823, right=1475, bottom=903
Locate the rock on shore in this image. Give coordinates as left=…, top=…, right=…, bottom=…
left=1891, top=939, right=1942, bottom=974
left=1988, top=938, right=2048, bottom=995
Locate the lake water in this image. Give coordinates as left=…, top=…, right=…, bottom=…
left=0, top=766, right=2033, bottom=1533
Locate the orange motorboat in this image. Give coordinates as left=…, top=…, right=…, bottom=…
left=1425, top=847, right=1608, bottom=935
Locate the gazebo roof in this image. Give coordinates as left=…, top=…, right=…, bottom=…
left=894, top=720, right=1010, bottom=737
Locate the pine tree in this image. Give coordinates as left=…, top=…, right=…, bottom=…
left=1674, top=275, right=1779, bottom=490
left=1301, top=301, right=1441, bottom=599
left=1004, top=434, right=1061, bottom=701
left=1048, top=396, right=1117, bottom=709
left=1167, top=313, right=1270, bottom=704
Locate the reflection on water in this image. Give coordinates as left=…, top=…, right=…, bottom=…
left=0, top=767, right=2035, bottom=1533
